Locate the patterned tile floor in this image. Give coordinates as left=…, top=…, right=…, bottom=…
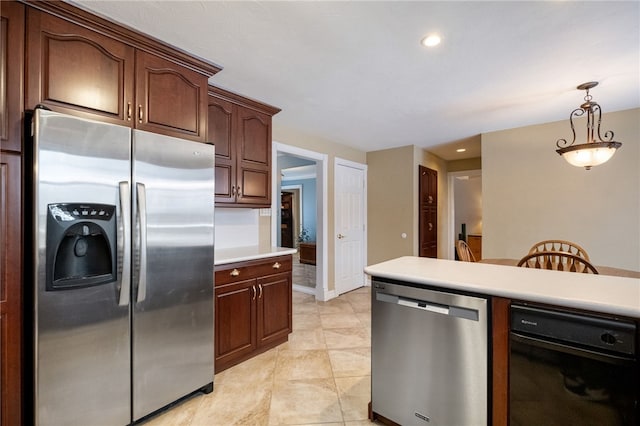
left=143, top=287, right=373, bottom=426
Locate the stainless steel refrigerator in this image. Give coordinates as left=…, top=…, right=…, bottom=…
left=31, top=109, right=215, bottom=425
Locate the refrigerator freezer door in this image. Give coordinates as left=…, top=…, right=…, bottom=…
left=34, top=110, right=132, bottom=425
left=131, top=130, right=214, bottom=420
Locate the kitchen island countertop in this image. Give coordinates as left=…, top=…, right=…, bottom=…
left=215, top=245, right=297, bottom=266
left=365, top=256, right=640, bottom=318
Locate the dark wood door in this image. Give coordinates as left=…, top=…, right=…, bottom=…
left=26, top=8, right=135, bottom=125
left=419, top=165, right=438, bottom=258
left=235, top=107, right=271, bottom=205
left=257, top=272, right=292, bottom=348
left=209, top=95, right=236, bottom=203
left=214, top=279, right=257, bottom=372
left=1, top=4, right=24, bottom=424
left=135, top=50, right=208, bottom=142
left=280, top=192, right=294, bottom=248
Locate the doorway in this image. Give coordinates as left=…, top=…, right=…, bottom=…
left=272, top=142, right=329, bottom=301
left=447, top=169, right=482, bottom=259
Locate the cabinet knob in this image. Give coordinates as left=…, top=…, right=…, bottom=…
left=230, top=268, right=240, bottom=277
left=428, top=223, right=433, bottom=231
left=251, top=285, right=256, bottom=300
left=127, top=102, right=132, bottom=121
left=258, top=284, right=263, bottom=299
left=138, top=105, right=143, bottom=123
left=273, top=262, right=281, bottom=269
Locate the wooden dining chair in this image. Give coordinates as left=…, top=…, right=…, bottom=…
left=517, top=251, right=598, bottom=274
left=528, top=240, right=590, bottom=261
left=456, top=240, right=476, bottom=262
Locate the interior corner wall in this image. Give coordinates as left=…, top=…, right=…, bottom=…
left=367, top=145, right=415, bottom=265
left=482, top=108, right=640, bottom=270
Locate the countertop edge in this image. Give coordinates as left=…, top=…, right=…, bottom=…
left=215, top=246, right=297, bottom=266
left=365, top=257, right=640, bottom=319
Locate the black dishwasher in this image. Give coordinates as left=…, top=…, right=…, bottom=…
left=510, top=304, right=639, bottom=426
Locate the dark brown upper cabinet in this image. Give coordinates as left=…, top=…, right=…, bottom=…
left=208, top=85, right=280, bottom=207
left=26, top=4, right=220, bottom=142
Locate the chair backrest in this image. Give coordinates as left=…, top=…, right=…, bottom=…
left=517, top=251, right=598, bottom=274
left=528, top=240, right=590, bottom=261
left=456, top=240, right=476, bottom=262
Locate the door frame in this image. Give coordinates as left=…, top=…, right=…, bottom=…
left=334, top=157, right=368, bottom=295
left=272, top=142, right=329, bottom=301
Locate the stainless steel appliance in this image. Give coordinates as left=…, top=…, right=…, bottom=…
left=510, top=304, right=639, bottom=426
left=31, top=109, right=215, bottom=425
left=371, top=278, right=489, bottom=425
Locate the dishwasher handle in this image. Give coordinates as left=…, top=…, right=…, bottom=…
left=376, top=291, right=479, bottom=321
left=511, top=332, right=637, bottom=366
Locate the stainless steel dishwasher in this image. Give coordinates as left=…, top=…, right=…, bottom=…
left=371, top=278, right=489, bottom=425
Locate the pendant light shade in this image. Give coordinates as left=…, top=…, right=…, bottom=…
left=556, top=82, right=622, bottom=170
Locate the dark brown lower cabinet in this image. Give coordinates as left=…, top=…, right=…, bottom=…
left=0, top=152, right=22, bottom=426
left=214, top=255, right=292, bottom=372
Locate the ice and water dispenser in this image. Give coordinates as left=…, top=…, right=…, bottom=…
left=46, top=203, right=117, bottom=290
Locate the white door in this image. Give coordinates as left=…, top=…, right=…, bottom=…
left=334, top=159, right=367, bottom=295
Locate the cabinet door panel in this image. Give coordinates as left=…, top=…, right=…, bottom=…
left=214, top=164, right=234, bottom=201
left=235, top=108, right=271, bottom=205
left=214, top=280, right=257, bottom=370
left=257, top=273, right=292, bottom=347
left=238, top=113, right=269, bottom=165
left=26, top=9, right=134, bottom=123
left=209, top=97, right=235, bottom=202
left=237, top=168, right=270, bottom=203
left=136, top=51, right=207, bottom=141
left=1, top=2, right=24, bottom=152
left=208, top=98, right=233, bottom=159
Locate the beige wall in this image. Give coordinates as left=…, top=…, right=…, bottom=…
left=367, top=146, right=416, bottom=265
left=270, top=124, right=367, bottom=291
left=448, top=157, right=481, bottom=172
left=367, top=145, right=449, bottom=265
left=482, top=108, right=640, bottom=270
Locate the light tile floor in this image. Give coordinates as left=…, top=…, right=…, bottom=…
left=143, top=287, right=373, bottom=426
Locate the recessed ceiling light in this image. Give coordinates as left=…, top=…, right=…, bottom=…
left=421, top=34, right=441, bottom=47
left=456, top=148, right=466, bottom=153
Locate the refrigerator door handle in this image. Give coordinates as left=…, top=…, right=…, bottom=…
left=118, top=182, right=131, bottom=306
left=136, top=182, right=148, bottom=303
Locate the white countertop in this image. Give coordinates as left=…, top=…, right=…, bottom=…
left=364, top=256, right=640, bottom=318
left=215, top=245, right=297, bottom=266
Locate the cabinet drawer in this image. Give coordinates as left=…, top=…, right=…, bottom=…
left=215, top=255, right=292, bottom=287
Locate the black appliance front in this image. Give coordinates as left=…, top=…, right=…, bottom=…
left=509, top=304, right=639, bottom=426
left=45, top=203, right=117, bottom=291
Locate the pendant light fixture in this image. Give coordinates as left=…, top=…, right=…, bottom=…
left=556, top=82, right=622, bottom=170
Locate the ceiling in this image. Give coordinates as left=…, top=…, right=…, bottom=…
left=71, top=1, right=639, bottom=160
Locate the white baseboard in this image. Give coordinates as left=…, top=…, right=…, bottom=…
left=318, top=289, right=337, bottom=302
